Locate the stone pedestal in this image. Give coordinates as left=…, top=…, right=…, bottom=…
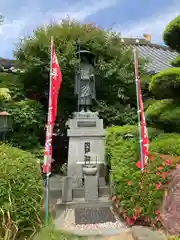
left=62, top=177, right=73, bottom=202
left=84, top=175, right=98, bottom=202
left=67, top=111, right=106, bottom=187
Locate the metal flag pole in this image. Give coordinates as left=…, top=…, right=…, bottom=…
left=77, top=38, right=81, bottom=112
left=44, top=36, right=53, bottom=225
left=133, top=48, right=144, bottom=172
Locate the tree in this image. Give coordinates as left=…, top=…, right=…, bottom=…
left=0, top=72, right=45, bottom=150
left=163, top=15, right=180, bottom=52
left=15, top=20, right=147, bottom=131
left=151, top=15, right=180, bottom=97
left=146, top=16, right=180, bottom=133
left=4, top=99, right=45, bottom=149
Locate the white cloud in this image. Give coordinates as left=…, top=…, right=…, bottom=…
left=54, top=0, right=118, bottom=22
left=115, top=5, right=180, bottom=43
left=0, top=0, right=118, bottom=58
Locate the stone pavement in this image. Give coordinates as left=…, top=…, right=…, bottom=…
left=74, top=226, right=168, bottom=240
left=62, top=226, right=167, bottom=240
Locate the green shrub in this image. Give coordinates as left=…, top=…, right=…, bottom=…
left=34, top=226, right=70, bottom=240
left=149, top=68, right=180, bottom=99
left=107, top=126, right=174, bottom=227
left=150, top=133, right=180, bottom=156
left=0, top=72, right=24, bottom=100
left=168, top=237, right=180, bottom=240
left=146, top=99, right=173, bottom=120
left=0, top=144, right=43, bottom=239
left=33, top=224, right=84, bottom=240
left=3, top=99, right=45, bottom=150
left=171, top=56, right=180, bottom=67
left=106, top=125, right=162, bottom=145
left=163, top=15, right=180, bottom=52
left=146, top=99, right=180, bottom=132
left=144, top=98, right=157, bottom=110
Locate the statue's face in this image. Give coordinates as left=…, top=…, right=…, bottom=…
left=81, top=56, right=89, bottom=63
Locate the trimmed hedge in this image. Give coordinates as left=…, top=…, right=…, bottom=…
left=106, top=125, right=162, bottom=167
left=150, top=133, right=180, bottom=156
left=0, top=144, right=43, bottom=239
left=145, top=99, right=180, bottom=132
left=171, top=56, right=180, bottom=67
left=149, top=68, right=180, bottom=99
left=106, top=126, right=176, bottom=227
left=163, top=15, right=180, bottom=52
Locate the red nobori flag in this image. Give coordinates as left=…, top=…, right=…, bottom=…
left=51, top=43, right=62, bottom=127
left=43, top=38, right=62, bottom=174
left=139, top=86, right=149, bottom=165
left=136, top=51, right=149, bottom=168
left=134, top=48, right=149, bottom=170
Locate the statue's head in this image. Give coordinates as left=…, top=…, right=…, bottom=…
left=76, top=49, right=95, bottom=66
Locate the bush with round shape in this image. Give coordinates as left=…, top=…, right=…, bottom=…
left=146, top=99, right=180, bottom=132
left=171, top=56, right=180, bottom=67
left=0, top=144, right=43, bottom=239
left=149, top=68, right=180, bottom=99
left=163, top=15, right=180, bottom=52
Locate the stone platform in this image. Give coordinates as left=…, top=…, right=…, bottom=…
left=49, top=175, right=110, bottom=204
left=55, top=203, right=126, bottom=236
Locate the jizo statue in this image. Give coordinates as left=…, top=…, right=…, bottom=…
left=74, top=47, right=96, bottom=112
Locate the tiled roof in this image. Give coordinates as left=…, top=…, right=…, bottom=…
left=121, top=38, right=179, bottom=74
left=0, top=58, right=23, bottom=73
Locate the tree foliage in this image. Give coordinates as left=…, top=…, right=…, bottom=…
left=163, top=15, right=180, bottom=52
left=14, top=20, right=147, bottom=129
left=0, top=88, right=11, bottom=101
left=0, top=73, right=24, bottom=101
left=147, top=16, right=180, bottom=134
left=3, top=100, right=45, bottom=149
left=149, top=68, right=180, bottom=99
left=0, top=72, right=45, bottom=150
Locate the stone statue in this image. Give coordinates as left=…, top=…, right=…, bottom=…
left=75, top=57, right=96, bottom=112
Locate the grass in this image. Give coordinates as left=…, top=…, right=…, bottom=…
left=33, top=222, right=87, bottom=240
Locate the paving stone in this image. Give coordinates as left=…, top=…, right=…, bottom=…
left=103, top=230, right=134, bottom=240
left=131, top=226, right=167, bottom=240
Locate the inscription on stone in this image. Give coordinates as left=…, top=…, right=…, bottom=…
left=85, top=142, right=90, bottom=153
left=84, top=142, right=91, bottom=163
left=77, top=121, right=96, bottom=127
left=75, top=207, right=116, bottom=225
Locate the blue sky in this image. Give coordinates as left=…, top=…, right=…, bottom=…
left=0, top=0, right=179, bottom=59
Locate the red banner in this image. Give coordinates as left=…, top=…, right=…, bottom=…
left=134, top=49, right=149, bottom=169
left=43, top=39, right=62, bottom=173
left=51, top=43, right=62, bottom=127
left=139, top=85, right=149, bottom=166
